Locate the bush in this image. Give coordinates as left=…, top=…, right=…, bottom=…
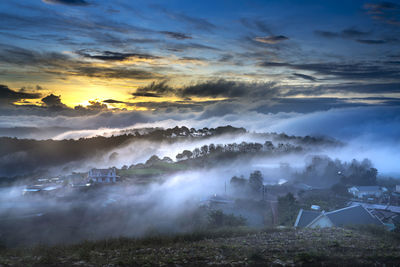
left=277, top=193, right=300, bottom=226
left=207, top=210, right=247, bottom=228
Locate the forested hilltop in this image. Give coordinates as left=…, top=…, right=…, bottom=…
left=0, top=125, right=340, bottom=179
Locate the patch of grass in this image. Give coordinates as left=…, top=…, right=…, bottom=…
left=296, top=251, right=327, bottom=263
left=119, top=162, right=189, bottom=177
left=248, top=248, right=265, bottom=262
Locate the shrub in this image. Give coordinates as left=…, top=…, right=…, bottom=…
left=207, top=210, right=247, bottom=228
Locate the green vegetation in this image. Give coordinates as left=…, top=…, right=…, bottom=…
left=298, top=189, right=349, bottom=211
left=0, top=125, right=245, bottom=178
left=277, top=193, right=300, bottom=226
left=207, top=210, right=247, bottom=228
left=118, top=161, right=189, bottom=178
left=1, top=227, right=400, bottom=266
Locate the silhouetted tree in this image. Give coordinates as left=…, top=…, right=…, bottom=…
left=249, top=170, right=263, bottom=192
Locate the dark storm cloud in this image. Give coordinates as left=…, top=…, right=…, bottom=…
left=42, top=0, right=90, bottom=6
left=77, top=50, right=161, bottom=61
left=364, top=2, right=400, bottom=26
left=259, top=61, right=400, bottom=80
left=314, top=28, right=370, bottom=39
left=179, top=80, right=249, bottom=98
left=103, top=99, right=126, bottom=104
left=0, top=45, right=163, bottom=80
left=0, top=84, right=41, bottom=105
left=132, top=79, right=279, bottom=99
left=356, top=39, right=387, bottom=44
left=159, top=31, right=192, bottom=40
left=132, top=81, right=175, bottom=98
left=41, top=94, right=66, bottom=108
left=293, top=73, right=317, bottom=82
left=254, top=35, right=289, bottom=44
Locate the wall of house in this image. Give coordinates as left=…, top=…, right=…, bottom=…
left=308, top=215, right=334, bottom=228
left=356, top=191, right=382, bottom=198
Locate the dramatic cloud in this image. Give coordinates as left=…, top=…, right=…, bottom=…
left=259, top=61, right=400, bottom=80
left=41, top=94, right=66, bottom=108
left=159, top=31, right=192, bottom=40
left=356, top=39, right=387, bottom=44
left=180, top=80, right=277, bottom=98
left=315, top=28, right=370, bottom=40
left=0, top=84, right=41, bottom=105
left=42, top=0, right=90, bottom=6
left=77, top=50, right=160, bottom=61
left=132, top=81, right=175, bottom=98
left=0, top=45, right=163, bottom=80
left=103, top=99, right=126, bottom=104
left=254, top=35, right=288, bottom=44
left=292, top=73, right=317, bottom=82
left=364, top=2, right=400, bottom=26
left=131, top=79, right=279, bottom=99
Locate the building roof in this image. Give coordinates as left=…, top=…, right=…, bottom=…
left=323, top=205, right=383, bottom=227
left=294, top=209, right=321, bottom=227
left=349, top=201, right=400, bottom=214
left=351, top=186, right=381, bottom=192
left=296, top=204, right=384, bottom=228
left=89, top=168, right=115, bottom=176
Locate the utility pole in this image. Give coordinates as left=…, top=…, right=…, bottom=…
left=262, top=185, right=266, bottom=201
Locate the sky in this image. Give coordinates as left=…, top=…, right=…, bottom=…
left=0, top=0, right=399, bottom=139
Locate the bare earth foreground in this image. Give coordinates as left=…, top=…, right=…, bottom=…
left=1, top=227, right=400, bottom=266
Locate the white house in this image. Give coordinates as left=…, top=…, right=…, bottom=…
left=295, top=205, right=383, bottom=228
left=348, top=186, right=384, bottom=198
left=88, top=168, right=118, bottom=183
left=396, top=185, right=400, bottom=193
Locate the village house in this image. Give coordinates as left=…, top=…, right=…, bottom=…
left=348, top=186, right=387, bottom=199
left=295, top=205, right=383, bottom=228
left=88, top=168, right=118, bottom=184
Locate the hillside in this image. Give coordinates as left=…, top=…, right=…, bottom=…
left=0, top=125, right=340, bottom=179
left=1, top=227, right=400, bottom=266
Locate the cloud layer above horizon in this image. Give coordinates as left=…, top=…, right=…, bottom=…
left=0, top=0, right=399, bottom=148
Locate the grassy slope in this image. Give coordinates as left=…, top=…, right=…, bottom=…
left=118, top=162, right=189, bottom=178
left=1, top=227, right=400, bottom=266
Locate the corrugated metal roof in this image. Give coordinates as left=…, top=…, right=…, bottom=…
left=294, top=209, right=321, bottom=227
left=350, top=202, right=400, bottom=214
left=325, top=205, right=383, bottom=226
left=352, top=186, right=381, bottom=192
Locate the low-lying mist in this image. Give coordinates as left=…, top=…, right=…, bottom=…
left=0, top=145, right=382, bottom=247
